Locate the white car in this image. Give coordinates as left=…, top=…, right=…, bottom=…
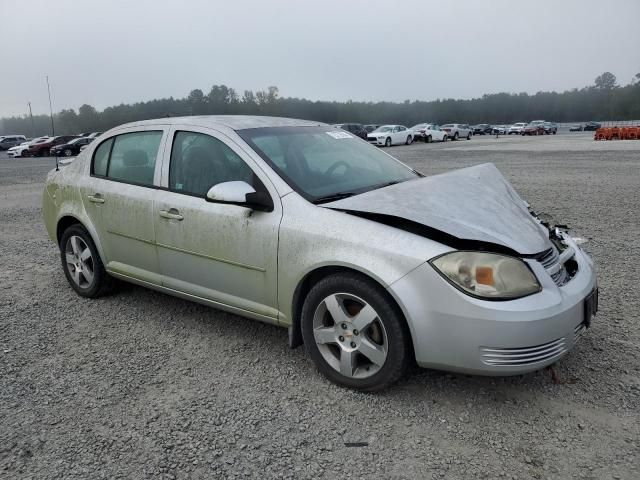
left=7, top=136, right=51, bottom=158
left=367, top=125, right=413, bottom=147
left=441, top=124, right=472, bottom=141
left=411, top=123, right=448, bottom=143
left=508, top=123, right=527, bottom=135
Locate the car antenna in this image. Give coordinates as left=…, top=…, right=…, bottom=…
left=46, top=75, right=58, bottom=171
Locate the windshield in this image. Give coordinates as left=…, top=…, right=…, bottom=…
left=410, top=124, right=427, bottom=130
left=372, top=126, right=393, bottom=133
left=238, top=126, right=419, bottom=203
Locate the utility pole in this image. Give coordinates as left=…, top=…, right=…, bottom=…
left=27, top=102, right=35, bottom=138
left=46, top=75, right=55, bottom=136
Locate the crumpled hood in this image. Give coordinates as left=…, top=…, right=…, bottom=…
left=322, top=163, right=552, bottom=256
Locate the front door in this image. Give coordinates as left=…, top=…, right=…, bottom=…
left=154, top=127, right=281, bottom=320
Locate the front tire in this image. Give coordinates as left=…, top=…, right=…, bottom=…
left=63, top=148, right=73, bottom=157
left=301, top=273, right=410, bottom=391
left=385, top=137, right=391, bottom=147
left=60, top=224, right=115, bottom=298
left=466, top=132, right=471, bottom=140
left=453, top=132, right=459, bottom=141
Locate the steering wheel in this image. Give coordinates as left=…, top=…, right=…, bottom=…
left=325, top=160, right=351, bottom=177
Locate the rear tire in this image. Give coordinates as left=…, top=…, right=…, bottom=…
left=301, top=272, right=411, bottom=391
left=466, top=132, right=471, bottom=140
left=60, top=224, right=115, bottom=298
left=405, top=135, right=412, bottom=145
left=425, top=135, right=432, bottom=143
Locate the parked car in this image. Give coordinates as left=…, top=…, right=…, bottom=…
left=543, top=122, right=558, bottom=135
left=26, top=135, right=80, bottom=157
left=410, top=123, right=448, bottom=143
left=364, top=125, right=379, bottom=133
left=521, top=122, right=546, bottom=136
left=43, top=115, right=598, bottom=391
left=508, top=123, right=527, bottom=135
left=569, top=125, right=583, bottom=132
left=583, top=122, right=601, bottom=131
left=0, top=135, right=27, bottom=150
left=50, top=137, right=95, bottom=157
left=7, top=136, right=51, bottom=158
left=491, top=125, right=508, bottom=135
left=87, top=131, right=104, bottom=138
left=367, top=125, right=413, bottom=146
left=441, top=124, right=472, bottom=140
left=333, top=123, right=368, bottom=140
left=411, top=123, right=447, bottom=142
left=472, top=124, right=492, bottom=135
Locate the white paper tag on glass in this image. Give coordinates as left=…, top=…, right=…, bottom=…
left=326, top=131, right=353, bottom=139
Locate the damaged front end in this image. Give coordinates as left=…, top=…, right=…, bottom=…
left=528, top=210, right=582, bottom=288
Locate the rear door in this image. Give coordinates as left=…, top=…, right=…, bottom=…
left=81, top=127, right=167, bottom=284
left=154, top=126, right=282, bottom=320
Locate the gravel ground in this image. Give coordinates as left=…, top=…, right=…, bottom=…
left=1, top=133, right=639, bottom=479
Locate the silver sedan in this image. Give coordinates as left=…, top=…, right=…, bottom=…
left=42, top=116, right=598, bottom=390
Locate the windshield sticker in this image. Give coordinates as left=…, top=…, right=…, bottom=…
left=326, top=131, right=353, bottom=139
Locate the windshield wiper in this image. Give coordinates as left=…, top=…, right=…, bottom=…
left=313, top=192, right=359, bottom=204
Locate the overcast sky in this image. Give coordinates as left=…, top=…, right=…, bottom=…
left=1, top=0, right=639, bottom=117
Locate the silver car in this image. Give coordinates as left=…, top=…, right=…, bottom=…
left=42, top=116, right=598, bottom=391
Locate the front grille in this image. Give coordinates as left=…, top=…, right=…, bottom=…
left=536, top=245, right=577, bottom=287
left=367, top=138, right=378, bottom=142
left=480, top=337, right=567, bottom=366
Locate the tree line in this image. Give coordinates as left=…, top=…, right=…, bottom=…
left=2, top=71, right=639, bottom=137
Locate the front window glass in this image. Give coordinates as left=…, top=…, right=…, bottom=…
left=169, top=131, right=256, bottom=197
left=239, top=126, right=419, bottom=203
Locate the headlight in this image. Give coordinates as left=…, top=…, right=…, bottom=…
left=430, top=251, right=541, bottom=300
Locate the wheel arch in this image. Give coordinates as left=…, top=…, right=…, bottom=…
left=288, top=264, right=412, bottom=355
left=55, top=214, right=106, bottom=264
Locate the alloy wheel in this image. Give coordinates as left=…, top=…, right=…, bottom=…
left=64, top=235, right=95, bottom=288
left=312, top=293, right=388, bottom=379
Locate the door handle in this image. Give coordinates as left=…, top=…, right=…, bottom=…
left=87, top=193, right=105, bottom=204
left=159, top=208, right=184, bottom=221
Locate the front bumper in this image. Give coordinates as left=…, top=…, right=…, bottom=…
left=367, top=137, right=386, bottom=146
left=7, top=149, right=24, bottom=157
left=388, top=236, right=597, bottom=375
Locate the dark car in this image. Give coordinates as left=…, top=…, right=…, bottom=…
left=569, top=125, right=583, bottom=132
left=333, top=123, right=368, bottom=139
left=543, top=122, right=558, bottom=135
left=26, top=135, right=80, bottom=157
left=521, top=122, right=545, bottom=136
left=50, top=136, right=95, bottom=156
left=472, top=124, right=493, bottom=135
left=583, top=122, right=601, bottom=131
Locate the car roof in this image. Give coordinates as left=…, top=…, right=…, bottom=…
left=114, top=115, right=327, bottom=131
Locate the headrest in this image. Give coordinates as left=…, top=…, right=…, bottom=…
left=123, top=149, right=148, bottom=167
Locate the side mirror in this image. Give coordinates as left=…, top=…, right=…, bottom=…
left=205, top=181, right=274, bottom=212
